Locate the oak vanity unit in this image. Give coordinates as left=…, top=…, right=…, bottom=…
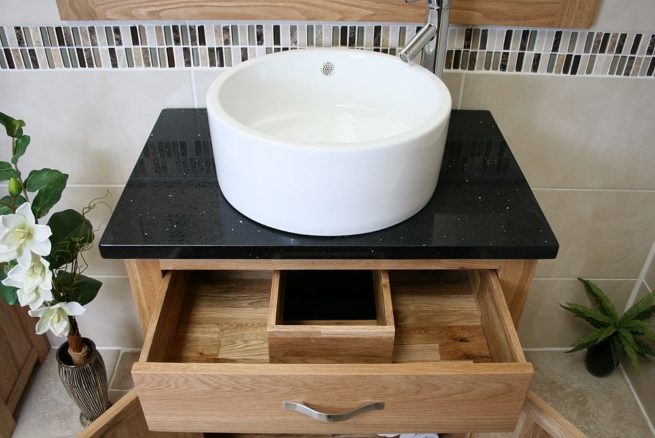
left=98, top=109, right=559, bottom=435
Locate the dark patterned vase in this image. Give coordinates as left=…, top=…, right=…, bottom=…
left=56, top=338, right=109, bottom=426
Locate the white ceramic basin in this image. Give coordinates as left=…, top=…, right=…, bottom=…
left=207, top=48, right=451, bottom=236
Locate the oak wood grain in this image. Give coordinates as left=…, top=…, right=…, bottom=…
left=133, top=268, right=531, bottom=433
left=79, top=389, right=201, bottom=438
left=267, top=270, right=395, bottom=363
left=469, top=270, right=526, bottom=363
left=125, top=259, right=164, bottom=334
left=522, top=391, right=587, bottom=437
left=56, top=0, right=599, bottom=28
left=133, top=361, right=532, bottom=433
left=496, top=259, right=537, bottom=327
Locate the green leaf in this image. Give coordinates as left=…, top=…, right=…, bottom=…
left=610, top=335, right=625, bottom=364
left=0, top=195, right=27, bottom=215
left=634, top=338, right=655, bottom=358
left=46, top=209, right=94, bottom=269
left=567, top=326, right=616, bottom=353
left=24, top=168, right=68, bottom=219
left=11, top=135, right=29, bottom=164
left=0, top=262, right=18, bottom=305
left=622, top=291, right=655, bottom=322
left=620, top=320, right=655, bottom=340
left=560, top=303, right=614, bottom=328
left=0, top=112, right=25, bottom=138
left=0, top=161, right=19, bottom=182
left=54, top=271, right=102, bottom=306
left=619, top=329, right=640, bottom=369
left=578, top=278, right=619, bottom=322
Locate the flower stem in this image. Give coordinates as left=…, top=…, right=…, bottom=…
left=67, top=317, right=88, bottom=365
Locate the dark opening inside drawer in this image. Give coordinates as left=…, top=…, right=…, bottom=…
left=280, top=270, right=377, bottom=322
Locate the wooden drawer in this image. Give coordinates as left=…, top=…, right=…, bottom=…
left=132, top=269, right=533, bottom=434
left=268, top=270, right=395, bottom=363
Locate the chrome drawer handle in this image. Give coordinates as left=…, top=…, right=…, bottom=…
left=282, top=401, right=384, bottom=423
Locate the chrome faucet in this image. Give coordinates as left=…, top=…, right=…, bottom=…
left=399, top=0, right=452, bottom=77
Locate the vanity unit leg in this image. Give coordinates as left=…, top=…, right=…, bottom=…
left=496, top=260, right=537, bottom=327
left=125, top=260, right=165, bottom=334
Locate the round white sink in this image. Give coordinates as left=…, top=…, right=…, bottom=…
left=207, top=48, right=451, bottom=236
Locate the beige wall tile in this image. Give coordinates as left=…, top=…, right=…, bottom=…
left=519, top=278, right=634, bottom=348
left=625, top=282, right=655, bottom=424
left=191, top=69, right=224, bottom=108
left=47, top=276, right=143, bottom=348
left=0, top=70, right=194, bottom=185
left=460, top=74, right=655, bottom=190
left=0, top=0, right=60, bottom=25
left=534, top=189, right=655, bottom=278
left=647, top=245, right=655, bottom=290
left=593, top=0, right=655, bottom=32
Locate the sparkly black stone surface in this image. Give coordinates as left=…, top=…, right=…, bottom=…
left=99, top=109, right=558, bottom=260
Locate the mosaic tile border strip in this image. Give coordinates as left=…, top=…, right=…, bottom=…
left=0, top=23, right=653, bottom=77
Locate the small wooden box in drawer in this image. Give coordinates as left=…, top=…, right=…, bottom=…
left=267, top=270, right=395, bottom=363
left=132, top=269, right=533, bottom=434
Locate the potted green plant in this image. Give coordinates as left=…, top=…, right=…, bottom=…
left=0, top=112, right=107, bottom=426
left=561, top=278, right=655, bottom=377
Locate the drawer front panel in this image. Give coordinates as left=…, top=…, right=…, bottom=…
left=133, top=362, right=532, bottom=434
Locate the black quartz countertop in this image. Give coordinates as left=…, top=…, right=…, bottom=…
left=99, top=109, right=558, bottom=260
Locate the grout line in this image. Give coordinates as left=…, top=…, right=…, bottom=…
left=107, top=350, right=123, bottom=390
left=523, top=347, right=568, bottom=352
left=620, top=365, right=655, bottom=436
left=624, top=239, right=655, bottom=313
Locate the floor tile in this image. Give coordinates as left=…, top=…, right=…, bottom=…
left=109, top=351, right=140, bottom=391
left=526, top=350, right=653, bottom=437
left=12, top=348, right=119, bottom=438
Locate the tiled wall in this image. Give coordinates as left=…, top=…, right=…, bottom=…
left=0, top=0, right=653, bottom=389
left=2, top=23, right=655, bottom=77
left=624, top=242, right=655, bottom=423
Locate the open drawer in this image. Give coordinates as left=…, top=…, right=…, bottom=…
left=132, top=269, right=533, bottom=434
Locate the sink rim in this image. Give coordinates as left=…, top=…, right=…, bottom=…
left=206, top=47, right=452, bottom=151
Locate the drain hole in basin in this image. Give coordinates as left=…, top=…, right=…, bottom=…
left=320, top=61, right=335, bottom=76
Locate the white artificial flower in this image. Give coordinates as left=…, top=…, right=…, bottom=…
left=28, top=301, right=85, bottom=337
left=0, top=202, right=51, bottom=266
left=2, top=253, right=53, bottom=309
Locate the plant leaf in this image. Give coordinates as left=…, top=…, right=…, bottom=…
left=622, top=291, right=655, bottom=322
left=46, top=209, right=94, bottom=269
left=0, top=262, right=18, bottom=305
left=0, top=112, right=25, bottom=138
left=560, top=303, right=613, bottom=328
left=11, top=135, right=29, bottom=165
left=567, top=326, right=615, bottom=353
left=578, top=278, right=619, bottom=322
left=24, top=168, right=68, bottom=219
left=619, top=329, right=640, bottom=369
left=55, top=271, right=102, bottom=306
left=610, top=335, right=625, bottom=364
left=620, top=319, right=655, bottom=340
left=634, top=338, right=655, bottom=358
left=0, top=161, right=19, bottom=182
left=0, top=195, right=27, bottom=215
